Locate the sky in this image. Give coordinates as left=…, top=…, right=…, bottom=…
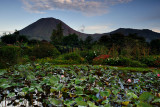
left=0, top=0, right=160, bottom=36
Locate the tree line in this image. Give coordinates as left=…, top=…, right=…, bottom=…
left=0, top=23, right=160, bottom=55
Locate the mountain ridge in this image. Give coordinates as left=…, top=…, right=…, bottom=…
left=19, top=17, right=160, bottom=42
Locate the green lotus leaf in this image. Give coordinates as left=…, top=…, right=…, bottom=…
left=102, top=100, right=109, bottom=104
left=92, top=87, right=99, bottom=93
left=127, top=92, right=138, bottom=99
left=137, top=101, right=152, bottom=107
left=50, top=87, right=57, bottom=92
left=57, top=83, right=63, bottom=91
left=104, top=104, right=111, bottom=107
left=64, top=100, right=75, bottom=106
left=27, top=74, right=35, bottom=81
left=139, top=92, right=154, bottom=102
left=87, top=101, right=98, bottom=107
left=0, top=70, right=7, bottom=76
left=50, top=76, right=60, bottom=84
left=89, top=75, right=96, bottom=83
left=7, top=92, right=16, bottom=97
left=90, top=95, right=98, bottom=101
left=76, top=101, right=88, bottom=106
left=22, top=87, right=29, bottom=93
left=36, top=86, right=43, bottom=92
left=75, top=79, right=82, bottom=85
left=152, top=98, right=160, bottom=103
left=75, top=97, right=83, bottom=102
left=29, top=86, right=35, bottom=92
left=49, top=98, right=63, bottom=106
left=100, top=91, right=110, bottom=97
left=0, top=84, right=11, bottom=89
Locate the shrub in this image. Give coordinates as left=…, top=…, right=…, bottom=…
left=105, top=57, right=120, bottom=66
left=80, top=50, right=100, bottom=64
left=0, top=46, right=21, bottom=68
left=93, top=55, right=110, bottom=65
left=118, top=57, right=146, bottom=67
left=0, top=42, right=6, bottom=46
left=140, top=56, right=160, bottom=67
left=104, top=57, right=146, bottom=67
left=36, top=57, right=80, bottom=65
left=17, top=55, right=30, bottom=64
left=52, top=59, right=80, bottom=65
left=56, top=52, right=86, bottom=64
left=30, top=43, right=60, bottom=59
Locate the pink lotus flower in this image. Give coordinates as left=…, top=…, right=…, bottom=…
left=157, top=74, right=160, bottom=77
left=61, top=75, right=64, bottom=78
left=127, top=79, right=131, bottom=83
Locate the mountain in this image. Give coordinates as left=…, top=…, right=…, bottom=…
left=109, top=28, right=160, bottom=42
left=19, top=17, right=160, bottom=42
left=20, top=17, right=95, bottom=41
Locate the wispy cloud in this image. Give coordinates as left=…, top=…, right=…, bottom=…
left=21, top=0, right=132, bottom=15
left=84, top=25, right=112, bottom=34
left=152, top=28, right=160, bottom=33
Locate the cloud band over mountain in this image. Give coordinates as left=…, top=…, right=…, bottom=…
left=21, top=0, right=132, bottom=15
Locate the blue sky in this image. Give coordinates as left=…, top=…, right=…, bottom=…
left=0, top=0, right=160, bottom=36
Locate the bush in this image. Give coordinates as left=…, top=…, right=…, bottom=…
left=36, top=57, right=80, bottom=65
left=17, top=55, right=30, bottom=64
left=30, top=43, right=60, bottom=59
left=118, top=57, right=146, bottom=67
left=0, top=42, right=6, bottom=46
left=140, top=56, right=160, bottom=67
left=52, top=59, right=80, bottom=65
left=105, top=57, right=120, bottom=66
left=80, top=50, right=100, bottom=64
left=104, top=57, right=146, bottom=67
left=0, top=46, right=21, bottom=68
left=56, top=52, right=86, bottom=64
left=93, top=55, right=110, bottom=65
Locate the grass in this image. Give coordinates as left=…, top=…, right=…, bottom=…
left=49, top=64, right=160, bottom=73
left=2, top=63, right=160, bottom=73
left=109, top=66, right=160, bottom=73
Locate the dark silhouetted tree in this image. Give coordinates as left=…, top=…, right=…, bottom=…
left=150, top=39, right=160, bottom=54
left=62, top=33, right=79, bottom=46
left=84, top=36, right=93, bottom=49
left=50, top=22, right=63, bottom=45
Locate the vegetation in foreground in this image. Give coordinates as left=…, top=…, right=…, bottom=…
left=0, top=63, right=160, bottom=107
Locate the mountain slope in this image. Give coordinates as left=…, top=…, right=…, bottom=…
left=20, top=17, right=90, bottom=41
left=110, top=28, right=160, bottom=42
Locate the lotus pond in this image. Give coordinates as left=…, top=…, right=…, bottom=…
left=0, top=63, right=160, bottom=107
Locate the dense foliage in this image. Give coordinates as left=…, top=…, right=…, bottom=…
left=0, top=64, right=159, bottom=106
left=0, top=46, right=21, bottom=68
left=1, top=31, right=28, bottom=44
left=0, top=29, right=160, bottom=68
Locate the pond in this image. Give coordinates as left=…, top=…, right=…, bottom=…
left=0, top=63, right=160, bottom=107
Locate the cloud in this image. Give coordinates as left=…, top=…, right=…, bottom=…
left=152, top=28, right=160, bottom=33
left=84, top=25, right=111, bottom=34
left=78, top=25, right=85, bottom=32
left=21, top=0, right=133, bottom=15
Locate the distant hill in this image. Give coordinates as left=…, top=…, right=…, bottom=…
left=19, top=17, right=160, bottom=42
left=109, top=28, right=160, bottom=42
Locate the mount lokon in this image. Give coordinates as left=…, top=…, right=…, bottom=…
left=19, top=17, right=99, bottom=41
left=19, top=17, right=160, bottom=42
